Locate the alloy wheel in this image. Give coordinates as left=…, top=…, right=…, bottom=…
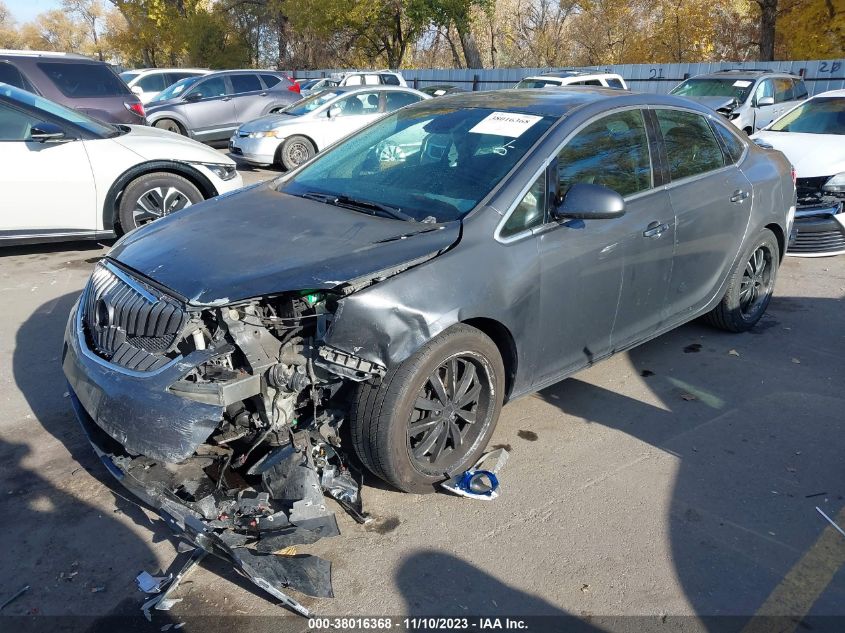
left=740, top=244, right=773, bottom=317
left=132, top=186, right=193, bottom=226
left=407, top=352, right=493, bottom=473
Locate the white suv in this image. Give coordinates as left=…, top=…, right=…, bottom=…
left=119, top=68, right=209, bottom=104
left=515, top=71, right=628, bottom=90
left=332, top=70, right=408, bottom=88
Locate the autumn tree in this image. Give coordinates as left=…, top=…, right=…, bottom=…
left=0, top=1, right=21, bottom=48
left=20, top=9, right=90, bottom=52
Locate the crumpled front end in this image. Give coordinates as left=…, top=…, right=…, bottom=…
left=62, top=258, right=385, bottom=612
left=789, top=176, right=845, bottom=256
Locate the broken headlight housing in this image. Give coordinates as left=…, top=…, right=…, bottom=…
left=191, top=161, right=238, bottom=181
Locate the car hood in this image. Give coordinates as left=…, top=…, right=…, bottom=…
left=112, top=124, right=234, bottom=165
left=238, top=113, right=308, bottom=132
left=751, top=131, right=845, bottom=177
left=108, top=183, right=461, bottom=305
left=679, top=95, right=738, bottom=111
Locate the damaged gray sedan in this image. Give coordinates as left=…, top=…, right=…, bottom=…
left=63, top=89, right=794, bottom=611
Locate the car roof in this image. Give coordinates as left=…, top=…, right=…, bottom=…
left=0, top=50, right=96, bottom=62
left=813, top=89, right=845, bottom=98
left=410, top=87, right=713, bottom=118
left=690, top=69, right=798, bottom=80
left=538, top=70, right=618, bottom=78
left=326, top=85, right=420, bottom=94
left=125, top=68, right=208, bottom=74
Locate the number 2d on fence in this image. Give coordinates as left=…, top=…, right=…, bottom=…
left=818, top=61, right=842, bottom=74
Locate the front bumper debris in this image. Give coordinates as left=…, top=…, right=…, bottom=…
left=70, top=386, right=338, bottom=616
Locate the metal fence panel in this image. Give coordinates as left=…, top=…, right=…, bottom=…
left=293, top=60, right=844, bottom=95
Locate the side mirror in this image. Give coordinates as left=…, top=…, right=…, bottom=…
left=756, top=96, right=774, bottom=107
left=327, top=105, right=342, bottom=119
left=30, top=122, right=67, bottom=143
left=131, top=86, right=143, bottom=95
left=184, top=92, right=202, bottom=102
left=553, top=183, right=625, bottom=220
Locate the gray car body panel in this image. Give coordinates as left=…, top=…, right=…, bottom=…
left=145, top=71, right=299, bottom=142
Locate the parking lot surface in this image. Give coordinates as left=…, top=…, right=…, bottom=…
left=0, top=158, right=843, bottom=629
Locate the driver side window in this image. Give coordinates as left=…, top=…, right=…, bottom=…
left=558, top=109, right=653, bottom=198
left=0, top=102, right=40, bottom=141
left=186, top=76, right=228, bottom=100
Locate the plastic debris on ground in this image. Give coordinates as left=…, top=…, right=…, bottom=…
left=440, top=448, right=509, bottom=500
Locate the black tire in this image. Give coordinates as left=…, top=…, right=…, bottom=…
left=280, top=135, right=316, bottom=171
left=153, top=118, right=184, bottom=135
left=117, top=172, right=204, bottom=233
left=742, top=127, right=753, bottom=136
left=350, top=324, right=505, bottom=493
left=705, top=228, right=779, bottom=332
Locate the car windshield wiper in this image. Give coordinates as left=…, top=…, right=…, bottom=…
left=299, top=191, right=416, bottom=222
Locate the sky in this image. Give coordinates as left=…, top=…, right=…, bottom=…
left=5, top=0, right=61, bottom=24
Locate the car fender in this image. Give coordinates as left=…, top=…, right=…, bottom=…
left=146, top=110, right=189, bottom=133
left=101, top=160, right=218, bottom=231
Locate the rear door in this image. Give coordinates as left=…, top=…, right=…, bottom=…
left=181, top=75, right=235, bottom=140
left=229, top=73, right=268, bottom=125
left=0, top=99, right=96, bottom=235
left=655, top=107, right=751, bottom=320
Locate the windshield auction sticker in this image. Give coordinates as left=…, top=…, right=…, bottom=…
left=469, top=112, right=543, bottom=137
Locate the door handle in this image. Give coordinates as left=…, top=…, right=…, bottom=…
left=643, top=221, right=669, bottom=238
left=259, top=92, right=268, bottom=96
left=730, top=189, right=749, bottom=203
left=222, top=96, right=232, bottom=101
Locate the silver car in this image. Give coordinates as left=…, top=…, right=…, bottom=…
left=145, top=70, right=300, bottom=142
left=671, top=69, right=808, bottom=134
left=229, top=85, right=429, bottom=169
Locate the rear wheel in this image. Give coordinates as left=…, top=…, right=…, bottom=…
left=350, top=324, right=505, bottom=493
left=153, top=118, right=184, bottom=135
left=280, top=135, right=316, bottom=170
left=117, top=172, right=203, bottom=233
left=705, top=228, right=779, bottom=332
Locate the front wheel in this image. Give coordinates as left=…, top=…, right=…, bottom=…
left=705, top=228, right=779, bottom=332
left=279, top=135, right=316, bottom=171
left=350, top=324, right=505, bottom=493
left=117, top=172, right=204, bottom=233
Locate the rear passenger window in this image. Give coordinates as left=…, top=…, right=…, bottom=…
left=792, top=79, right=808, bottom=100
left=606, top=78, right=625, bottom=89
left=260, top=74, right=282, bottom=88
left=656, top=109, right=725, bottom=180
left=380, top=74, right=401, bottom=86
left=0, top=62, right=34, bottom=92
left=558, top=109, right=653, bottom=198
left=384, top=91, right=422, bottom=112
left=37, top=62, right=129, bottom=97
left=230, top=74, right=261, bottom=94
left=710, top=121, right=745, bottom=164
left=774, top=78, right=794, bottom=103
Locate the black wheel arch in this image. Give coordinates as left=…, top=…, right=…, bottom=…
left=461, top=317, right=517, bottom=402
left=282, top=133, right=318, bottom=152
left=765, top=222, right=785, bottom=262
left=103, top=161, right=218, bottom=232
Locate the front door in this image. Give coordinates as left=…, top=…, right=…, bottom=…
left=0, top=100, right=95, bottom=236
left=321, top=91, right=384, bottom=148
left=536, top=108, right=673, bottom=381
left=752, top=79, right=776, bottom=130
left=655, top=108, right=752, bottom=320
left=182, top=75, right=236, bottom=141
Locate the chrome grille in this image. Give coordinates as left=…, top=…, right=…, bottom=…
left=82, top=262, right=187, bottom=371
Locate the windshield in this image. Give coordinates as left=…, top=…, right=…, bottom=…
left=281, top=106, right=556, bottom=222
left=671, top=78, right=754, bottom=103
left=150, top=76, right=200, bottom=103
left=283, top=90, right=341, bottom=116
left=769, top=97, right=845, bottom=135
left=0, top=82, right=119, bottom=137
left=120, top=71, right=141, bottom=83
left=515, top=78, right=562, bottom=89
